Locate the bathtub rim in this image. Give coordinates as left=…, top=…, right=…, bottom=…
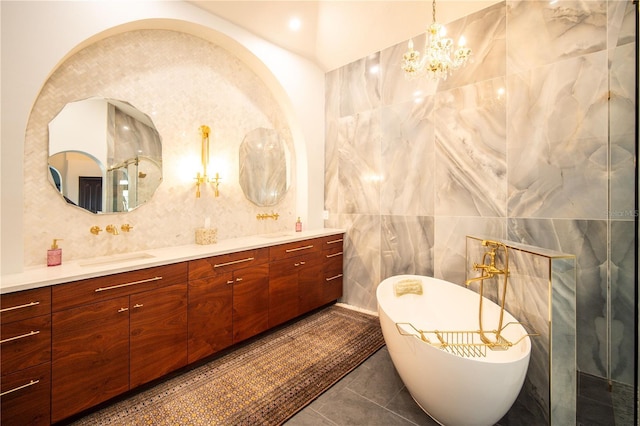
left=376, top=274, right=532, bottom=366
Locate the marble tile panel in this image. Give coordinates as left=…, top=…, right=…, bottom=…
left=331, top=53, right=381, bottom=118
left=609, top=42, right=636, bottom=138
left=506, top=0, right=607, bottom=74
left=609, top=220, right=636, bottom=385
left=337, top=111, right=382, bottom=215
left=324, top=112, right=340, bottom=214
left=609, top=132, right=636, bottom=219
left=340, top=214, right=382, bottom=312
left=380, top=99, right=434, bottom=216
left=380, top=215, right=434, bottom=280
left=608, top=0, right=636, bottom=48
left=434, top=77, right=507, bottom=217
left=550, top=256, right=577, bottom=425
left=437, top=2, right=507, bottom=92
left=325, top=68, right=341, bottom=122
left=507, top=52, right=608, bottom=220
left=508, top=218, right=608, bottom=378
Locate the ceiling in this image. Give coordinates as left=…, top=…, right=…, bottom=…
left=187, top=1, right=499, bottom=71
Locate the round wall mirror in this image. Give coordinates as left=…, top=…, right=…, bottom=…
left=239, top=128, right=290, bottom=207
left=48, top=98, right=162, bottom=213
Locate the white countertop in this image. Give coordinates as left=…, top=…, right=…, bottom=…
left=0, top=228, right=345, bottom=294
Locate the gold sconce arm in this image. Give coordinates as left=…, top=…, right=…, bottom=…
left=211, top=172, right=221, bottom=197
left=194, top=125, right=221, bottom=198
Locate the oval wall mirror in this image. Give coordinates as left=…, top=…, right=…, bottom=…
left=239, top=128, right=290, bottom=207
left=48, top=98, right=162, bottom=213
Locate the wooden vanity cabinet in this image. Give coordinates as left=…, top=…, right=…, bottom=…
left=321, top=234, right=344, bottom=304
left=51, top=263, right=188, bottom=423
left=0, top=287, right=52, bottom=426
left=188, top=248, right=269, bottom=363
left=268, top=238, right=324, bottom=327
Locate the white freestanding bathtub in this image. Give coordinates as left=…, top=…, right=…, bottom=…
left=377, top=275, right=531, bottom=426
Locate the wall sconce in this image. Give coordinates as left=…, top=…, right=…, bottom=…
left=194, top=125, right=221, bottom=198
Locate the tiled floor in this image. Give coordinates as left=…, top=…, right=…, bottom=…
left=286, top=346, right=636, bottom=426
left=285, top=346, right=438, bottom=426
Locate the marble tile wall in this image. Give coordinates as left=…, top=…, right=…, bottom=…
left=24, top=29, right=297, bottom=266
left=325, top=0, right=636, bottom=389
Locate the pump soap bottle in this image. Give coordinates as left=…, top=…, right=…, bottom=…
left=47, top=239, right=63, bottom=267
left=295, top=217, right=302, bottom=232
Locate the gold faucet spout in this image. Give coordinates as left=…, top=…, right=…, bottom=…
left=464, top=273, right=492, bottom=287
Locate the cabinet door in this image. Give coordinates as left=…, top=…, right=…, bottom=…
left=188, top=274, right=233, bottom=363
left=1, top=362, right=50, bottom=426
left=268, top=258, right=299, bottom=327
left=298, top=253, right=324, bottom=314
left=130, top=282, right=188, bottom=389
left=233, top=264, right=269, bottom=343
left=52, top=296, right=130, bottom=423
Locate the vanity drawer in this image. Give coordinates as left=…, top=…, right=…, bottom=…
left=52, top=262, right=188, bottom=312
left=1, top=287, right=51, bottom=324
left=1, top=315, right=51, bottom=374
left=188, top=247, right=269, bottom=280
left=1, top=362, right=51, bottom=426
left=320, top=234, right=345, bottom=252
left=269, top=237, right=322, bottom=261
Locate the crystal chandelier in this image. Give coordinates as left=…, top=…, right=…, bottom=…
left=401, top=0, right=472, bottom=80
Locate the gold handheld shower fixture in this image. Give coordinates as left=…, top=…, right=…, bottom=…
left=465, top=239, right=510, bottom=347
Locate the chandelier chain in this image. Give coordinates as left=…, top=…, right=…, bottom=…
left=432, top=0, right=436, bottom=23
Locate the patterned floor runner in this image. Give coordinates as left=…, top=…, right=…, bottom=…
left=71, top=304, right=384, bottom=425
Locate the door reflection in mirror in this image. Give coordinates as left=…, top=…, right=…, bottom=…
left=48, top=98, right=162, bottom=214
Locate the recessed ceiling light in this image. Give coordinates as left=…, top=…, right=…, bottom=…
left=289, top=17, right=301, bottom=31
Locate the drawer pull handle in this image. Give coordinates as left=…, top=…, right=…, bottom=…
left=95, top=276, right=163, bottom=292
left=0, top=330, right=40, bottom=344
left=0, top=301, right=40, bottom=313
left=214, top=257, right=255, bottom=268
left=133, top=303, right=144, bottom=309
left=226, top=280, right=235, bottom=285
left=326, top=252, right=343, bottom=258
left=300, top=261, right=306, bottom=265
left=285, top=245, right=314, bottom=253
left=294, top=263, right=300, bottom=267
left=0, top=379, right=40, bottom=397
left=235, top=278, right=243, bottom=282
left=326, top=238, right=343, bottom=245
left=325, top=274, right=343, bottom=282
left=118, top=307, right=129, bottom=313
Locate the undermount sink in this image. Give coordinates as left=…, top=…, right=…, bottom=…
left=259, top=232, right=294, bottom=238
left=79, top=252, right=155, bottom=267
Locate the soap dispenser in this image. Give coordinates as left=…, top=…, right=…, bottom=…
left=295, top=217, right=302, bottom=232
left=47, top=239, right=63, bottom=267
